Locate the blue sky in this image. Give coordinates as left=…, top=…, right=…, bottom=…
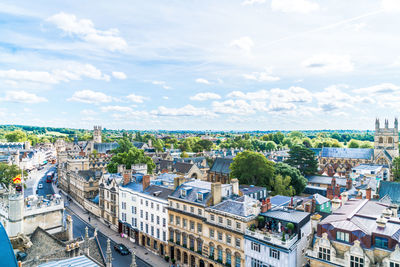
left=1, top=0, right=400, bottom=130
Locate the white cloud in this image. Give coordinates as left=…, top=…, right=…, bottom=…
left=302, top=54, right=354, bottom=73
left=163, top=96, right=169, bottom=100
left=0, top=63, right=109, bottom=84
left=242, top=0, right=265, bottom=5
left=271, top=0, right=319, bottom=13
left=315, top=85, right=353, bottom=112
left=112, top=71, right=127, bottom=80
left=269, top=86, right=313, bottom=103
left=243, top=69, right=280, bottom=82
left=101, top=105, right=133, bottom=113
left=382, top=0, right=400, bottom=13
left=126, top=93, right=147, bottom=103
left=195, top=78, right=210, bottom=85
left=353, top=83, right=400, bottom=94
left=152, top=80, right=171, bottom=90
left=80, top=109, right=97, bottom=116
left=47, top=12, right=127, bottom=51
left=1, top=90, right=47, bottom=104
left=230, top=36, right=254, bottom=53
left=212, top=99, right=263, bottom=115
left=190, top=92, right=221, bottom=101
left=68, top=90, right=112, bottom=104
left=227, top=90, right=269, bottom=100
left=151, top=105, right=215, bottom=117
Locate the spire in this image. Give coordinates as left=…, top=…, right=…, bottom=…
left=106, top=238, right=112, bottom=267
left=376, top=118, right=380, bottom=130
left=84, top=226, right=89, bottom=255
left=130, top=249, right=137, bottom=267
left=395, top=118, right=398, bottom=130
left=385, top=119, right=389, bottom=128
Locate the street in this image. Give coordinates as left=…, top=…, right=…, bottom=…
left=66, top=210, right=151, bottom=267
left=24, top=164, right=54, bottom=197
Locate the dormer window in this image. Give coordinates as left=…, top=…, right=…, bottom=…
left=197, top=192, right=204, bottom=201
left=181, top=189, right=187, bottom=197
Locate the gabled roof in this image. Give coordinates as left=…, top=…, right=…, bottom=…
left=210, top=157, right=233, bottom=174
left=143, top=185, right=174, bottom=200
left=320, top=147, right=373, bottom=160
left=174, top=162, right=194, bottom=174
left=379, top=181, right=400, bottom=204
left=312, top=193, right=330, bottom=205
left=38, top=255, right=99, bottom=267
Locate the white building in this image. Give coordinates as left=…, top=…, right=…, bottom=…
left=119, top=174, right=173, bottom=257
left=244, top=208, right=311, bottom=267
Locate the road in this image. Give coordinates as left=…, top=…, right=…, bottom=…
left=66, top=210, right=151, bottom=267
left=24, top=164, right=54, bottom=197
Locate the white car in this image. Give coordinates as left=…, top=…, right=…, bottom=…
left=38, top=183, right=43, bottom=189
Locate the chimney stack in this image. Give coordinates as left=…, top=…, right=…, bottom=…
left=334, top=184, right=341, bottom=197
left=174, top=176, right=186, bottom=189
left=231, top=178, right=239, bottom=195
left=311, top=196, right=316, bottom=213
left=261, top=198, right=272, bottom=213
left=211, top=182, right=222, bottom=206
left=346, top=177, right=352, bottom=190
left=366, top=187, right=372, bottom=200
left=142, top=175, right=150, bottom=191
left=123, top=169, right=133, bottom=186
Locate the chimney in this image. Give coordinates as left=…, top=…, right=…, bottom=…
left=311, top=197, right=316, bottom=213
left=346, top=177, right=352, bottom=190
left=261, top=198, right=271, bottom=213
left=211, top=182, right=222, bottom=205
left=142, top=175, right=150, bottom=191
left=327, top=184, right=334, bottom=200
left=366, top=187, right=372, bottom=200
left=356, top=190, right=363, bottom=199
left=376, top=216, right=388, bottom=229
left=334, top=184, right=341, bottom=197
left=341, top=192, right=348, bottom=205
left=174, top=176, right=186, bottom=189
left=331, top=197, right=341, bottom=211
left=123, top=169, right=133, bottom=186
left=391, top=204, right=399, bottom=217
left=304, top=203, right=311, bottom=213
left=231, top=178, right=239, bottom=195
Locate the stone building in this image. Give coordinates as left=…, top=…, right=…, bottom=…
left=93, top=125, right=102, bottom=144
left=99, top=173, right=122, bottom=231
left=306, top=198, right=400, bottom=266
left=159, top=160, right=203, bottom=179
left=207, top=157, right=234, bottom=184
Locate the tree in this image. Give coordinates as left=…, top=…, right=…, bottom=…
left=5, top=130, right=27, bottom=142
left=273, top=132, right=285, bottom=144
left=348, top=139, right=360, bottom=148
left=230, top=151, right=275, bottom=188
left=181, top=151, right=189, bottom=158
left=274, top=162, right=307, bottom=195
left=107, top=138, right=155, bottom=174
left=265, top=141, right=276, bottom=151
left=392, top=157, right=400, bottom=181
left=285, top=145, right=318, bottom=176
left=0, top=163, right=26, bottom=185
left=271, top=175, right=295, bottom=196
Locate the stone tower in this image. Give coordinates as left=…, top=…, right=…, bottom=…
left=93, top=125, right=102, bottom=144
left=8, top=193, right=24, bottom=237
left=374, top=118, right=399, bottom=167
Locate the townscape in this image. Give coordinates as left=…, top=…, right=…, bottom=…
left=1, top=120, right=400, bottom=267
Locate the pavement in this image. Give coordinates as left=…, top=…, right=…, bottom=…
left=52, top=183, right=169, bottom=267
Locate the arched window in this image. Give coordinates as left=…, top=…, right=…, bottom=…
left=234, top=252, right=241, bottom=267
left=209, top=243, right=215, bottom=259
left=389, top=137, right=393, bottom=143
left=379, top=137, right=384, bottom=143
left=218, top=246, right=223, bottom=262
left=226, top=249, right=232, bottom=266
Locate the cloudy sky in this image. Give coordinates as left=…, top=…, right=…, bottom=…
left=1, top=0, right=400, bottom=131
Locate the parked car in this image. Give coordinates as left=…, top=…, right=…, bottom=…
left=38, top=183, right=43, bottom=189
left=16, top=251, right=27, bottom=261
left=114, top=243, right=130, bottom=255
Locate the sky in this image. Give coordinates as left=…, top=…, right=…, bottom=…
left=1, top=0, right=400, bottom=131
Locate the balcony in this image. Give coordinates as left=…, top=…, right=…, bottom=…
left=245, top=228, right=298, bottom=248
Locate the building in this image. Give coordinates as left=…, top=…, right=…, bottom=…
left=304, top=176, right=352, bottom=199
left=207, top=157, right=234, bottom=184
left=99, top=173, right=122, bottom=231
left=378, top=181, right=400, bottom=205
left=159, top=160, right=203, bottom=179
left=65, top=170, right=101, bottom=206
left=245, top=207, right=311, bottom=267
left=239, top=185, right=268, bottom=201
left=306, top=198, right=400, bottom=266
left=93, top=125, right=102, bottom=144
left=119, top=171, right=172, bottom=257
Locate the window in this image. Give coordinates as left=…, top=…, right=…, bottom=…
left=218, top=247, right=223, bottom=261
left=226, top=234, right=231, bottom=244
left=176, top=216, right=180, bottom=226
left=236, top=222, right=241, bottom=230
left=140, top=199, right=143, bottom=205
left=390, top=262, right=400, bottom=267
left=226, top=251, right=231, bottom=265
left=350, top=255, right=364, bottom=267
left=145, top=212, right=148, bottom=220
left=183, top=218, right=187, bottom=228
left=132, top=217, right=136, bottom=227
left=140, top=222, right=143, bottom=231
left=375, top=236, right=389, bottom=249
left=151, top=202, right=153, bottom=209
left=336, top=231, right=349, bottom=243
left=251, top=242, right=260, bottom=252
left=190, top=221, right=195, bottom=230
left=209, top=229, right=215, bottom=238
left=270, top=249, right=280, bottom=259
left=157, top=204, right=159, bottom=211
left=122, top=212, right=126, bottom=221
left=169, top=214, right=174, bottom=224
left=181, top=189, right=187, bottom=197
left=227, top=219, right=232, bottom=228
left=176, top=203, right=180, bottom=209
left=151, top=226, right=154, bottom=236
left=218, top=216, right=223, bottom=224
left=183, top=205, right=187, bottom=211
left=153, top=240, right=157, bottom=250
left=140, top=210, right=143, bottom=218
left=131, top=206, right=136, bottom=214
left=145, top=200, right=148, bottom=206
left=197, top=223, right=202, bottom=233
left=190, top=207, right=194, bottom=213
left=122, top=202, right=126, bottom=210
left=318, top=247, right=330, bottom=261
left=210, top=214, right=215, bottom=221
left=210, top=246, right=214, bottom=258
left=218, top=232, right=223, bottom=241
left=163, top=207, right=166, bottom=213
left=197, top=192, right=203, bottom=201
left=235, top=254, right=241, bottom=267
left=163, top=231, right=166, bottom=241
left=157, top=216, right=160, bottom=224
left=145, top=224, right=148, bottom=234
left=235, top=238, right=241, bottom=248
left=198, top=209, right=202, bottom=216
left=163, top=218, right=166, bottom=227
left=251, top=258, right=265, bottom=267
left=151, top=214, right=154, bottom=223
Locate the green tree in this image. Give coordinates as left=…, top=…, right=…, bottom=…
left=348, top=139, right=360, bottom=148
left=265, top=141, right=277, bottom=151
left=230, top=151, right=275, bottom=188
left=181, top=151, right=189, bottom=158
left=273, top=132, right=285, bottom=144
left=0, top=163, right=26, bottom=185
left=5, top=130, right=27, bottom=142
left=285, top=145, right=318, bottom=176
left=271, top=175, right=295, bottom=196
left=274, top=162, right=307, bottom=195
left=107, top=138, right=155, bottom=174
left=392, top=157, right=400, bottom=181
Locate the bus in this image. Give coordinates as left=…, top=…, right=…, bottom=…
left=46, top=171, right=54, bottom=183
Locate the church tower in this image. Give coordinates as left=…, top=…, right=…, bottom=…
left=374, top=118, right=399, bottom=167
left=93, top=125, right=102, bottom=144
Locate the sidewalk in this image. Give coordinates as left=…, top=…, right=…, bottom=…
left=53, top=184, right=169, bottom=267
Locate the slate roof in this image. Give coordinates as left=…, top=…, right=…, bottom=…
left=379, top=181, right=400, bottom=204
left=0, top=222, right=18, bottom=267
left=170, top=180, right=212, bottom=206
left=143, top=185, right=174, bottom=200
left=210, top=157, right=233, bottom=174
left=312, top=193, right=330, bottom=205
left=174, top=162, right=194, bottom=174
left=240, top=185, right=267, bottom=195
left=320, top=147, right=373, bottom=159
left=93, top=142, right=119, bottom=154
left=261, top=209, right=310, bottom=224
left=208, top=196, right=256, bottom=218
left=307, top=176, right=347, bottom=187
left=38, top=255, right=99, bottom=267
left=78, top=170, right=101, bottom=181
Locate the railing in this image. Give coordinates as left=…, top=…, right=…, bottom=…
left=245, top=229, right=298, bottom=248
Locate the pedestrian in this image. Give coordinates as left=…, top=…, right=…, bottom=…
left=88, top=216, right=91, bottom=222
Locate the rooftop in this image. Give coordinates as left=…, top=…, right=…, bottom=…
left=320, top=147, right=373, bottom=160
left=38, top=255, right=99, bottom=267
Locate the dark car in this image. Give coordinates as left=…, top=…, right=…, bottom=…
left=114, top=243, right=130, bottom=255
left=16, top=251, right=27, bottom=261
